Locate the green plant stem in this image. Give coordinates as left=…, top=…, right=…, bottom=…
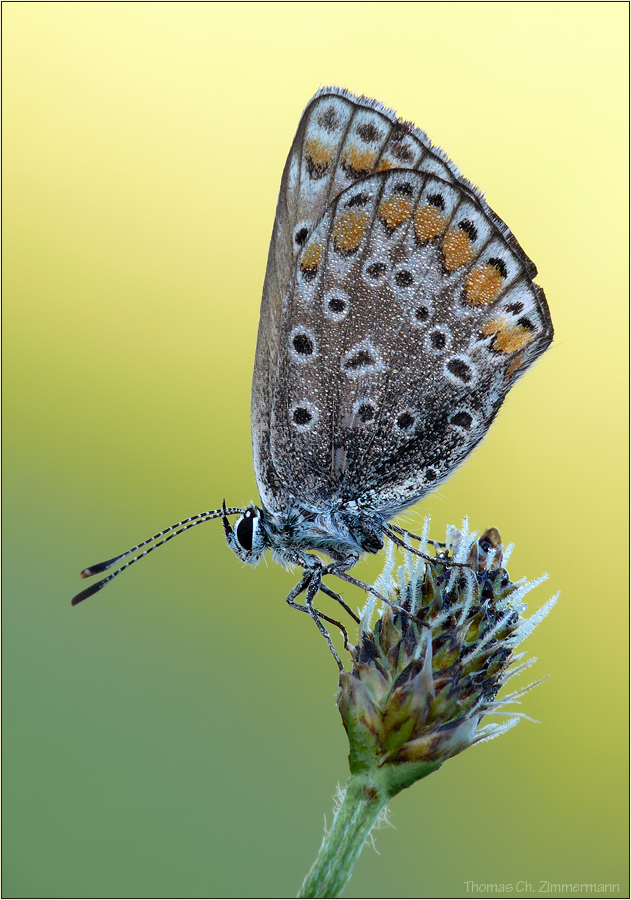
left=297, top=771, right=389, bottom=899
left=298, top=760, right=440, bottom=898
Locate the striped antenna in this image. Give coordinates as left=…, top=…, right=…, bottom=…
left=71, top=505, right=244, bottom=606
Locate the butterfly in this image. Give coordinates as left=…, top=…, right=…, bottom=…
left=73, top=87, right=553, bottom=668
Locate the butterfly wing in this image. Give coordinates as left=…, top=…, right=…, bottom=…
left=252, top=88, right=552, bottom=516
left=252, top=87, right=473, bottom=510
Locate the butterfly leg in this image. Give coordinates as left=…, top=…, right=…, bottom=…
left=328, top=560, right=430, bottom=625
left=303, top=570, right=344, bottom=671
left=384, top=527, right=470, bottom=569
left=389, top=523, right=447, bottom=550
left=318, top=582, right=360, bottom=624
left=284, top=572, right=349, bottom=668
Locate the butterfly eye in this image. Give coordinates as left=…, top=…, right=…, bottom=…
left=236, top=512, right=255, bottom=551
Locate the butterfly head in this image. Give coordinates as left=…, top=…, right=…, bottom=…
left=222, top=501, right=268, bottom=565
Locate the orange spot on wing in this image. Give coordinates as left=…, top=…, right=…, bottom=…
left=480, top=317, right=506, bottom=337
left=465, top=263, right=505, bottom=305
left=342, top=144, right=376, bottom=177
left=300, top=242, right=323, bottom=273
left=334, top=210, right=370, bottom=252
left=506, top=353, right=526, bottom=377
left=304, top=138, right=334, bottom=176
left=376, top=157, right=394, bottom=172
left=379, top=195, right=412, bottom=230
left=495, top=328, right=535, bottom=354
left=441, top=229, right=475, bottom=271
left=414, top=205, right=448, bottom=243
left=481, top=317, right=535, bottom=354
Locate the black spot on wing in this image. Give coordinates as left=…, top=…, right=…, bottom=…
left=292, top=333, right=314, bottom=355
left=394, top=270, right=414, bottom=287
left=357, top=403, right=375, bottom=423
left=397, top=411, right=415, bottom=430
left=366, top=261, right=387, bottom=279
left=458, top=219, right=478, bottom=242
left=450, top=411, right=473, bottom=429
left=427, top=193, right=445, bottom=210
left=293, top=407, right=312, bottom=425
left=446, top=358, right=473, bottom=383
left=344, top=350, right=373, bottom=371
left=488, top=256, right=508, bottom=278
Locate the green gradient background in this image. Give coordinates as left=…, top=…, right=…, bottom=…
left=3, top=4, right=628, bottom=898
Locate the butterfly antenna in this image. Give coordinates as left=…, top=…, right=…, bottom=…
left=72, top=506, right=244, bottom=606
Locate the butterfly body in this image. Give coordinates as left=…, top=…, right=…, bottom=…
left=223, top=501, right=384, bottom=568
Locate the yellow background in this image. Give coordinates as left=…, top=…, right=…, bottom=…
left=4, top=3, right=628, bottom=897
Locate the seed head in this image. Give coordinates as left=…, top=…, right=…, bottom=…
left=337, top=520, right=557, bottom=795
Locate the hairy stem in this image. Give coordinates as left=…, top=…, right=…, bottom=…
left=297, top=772, right=389, bottom=899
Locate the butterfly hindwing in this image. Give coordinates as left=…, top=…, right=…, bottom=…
left=268, top=167, right=551, bottom=513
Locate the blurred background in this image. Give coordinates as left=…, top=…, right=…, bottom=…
left=3, top=4, right=628, bottom=898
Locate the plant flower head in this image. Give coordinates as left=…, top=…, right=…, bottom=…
left=337, top=519, right=557, bottom=795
